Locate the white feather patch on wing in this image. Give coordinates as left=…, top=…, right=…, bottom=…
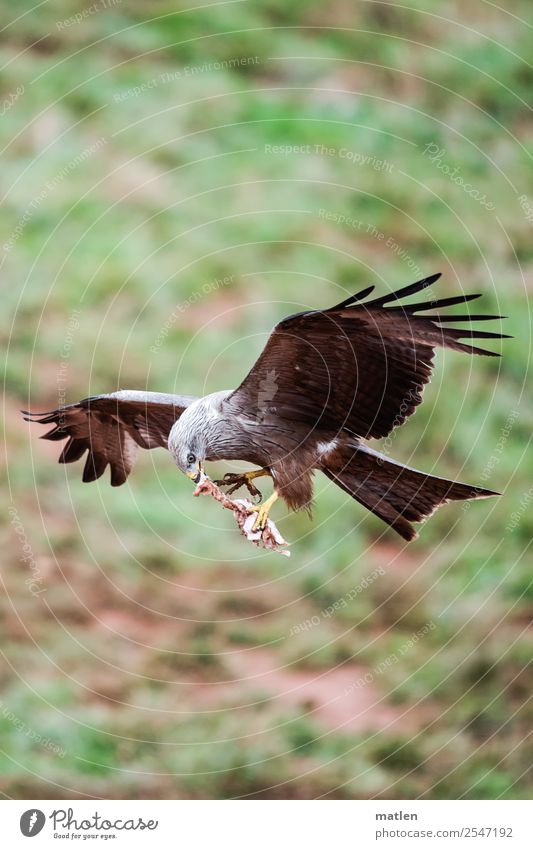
left=316, top=439, right=339, bottom=459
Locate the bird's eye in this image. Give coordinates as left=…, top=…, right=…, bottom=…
left=187, top=453, right=196, bottom=465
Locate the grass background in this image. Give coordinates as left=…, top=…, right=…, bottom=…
left=1, top=0, right=532, bottom=799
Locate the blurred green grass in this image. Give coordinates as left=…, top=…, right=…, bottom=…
left=1, top=0, right=531, bottom=799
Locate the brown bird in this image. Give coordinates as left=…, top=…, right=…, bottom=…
left=24, top=274, right=507, bottom=541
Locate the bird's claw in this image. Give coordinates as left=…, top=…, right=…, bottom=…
left=247, top=503, right=270, bottom=532
left=213, top=472, right=263, bottom=503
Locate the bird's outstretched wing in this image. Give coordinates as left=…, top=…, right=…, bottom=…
left=23, top=390, right=196, bottom=485
left=226, top=273, right=509, bottom=440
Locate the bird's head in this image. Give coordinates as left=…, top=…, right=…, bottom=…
left=168, top=414, right=207, bottom=483
left=171, top=436, right=206, bottom=482
left=180, top=444, right=205, bottom=483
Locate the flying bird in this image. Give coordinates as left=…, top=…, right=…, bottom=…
left=24, top=274, right=507, bottom=541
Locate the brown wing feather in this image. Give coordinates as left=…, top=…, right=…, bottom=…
left=23, top=390, right=196, bottom=486
left=227, top=274, right=508, bottom=440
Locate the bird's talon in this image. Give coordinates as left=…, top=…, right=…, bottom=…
left=251, top=508, right=267, bottom=531
left=246, top=491, right=278, bottom=532
left=214, top=472, right=263, bottom=501
left=245, top=481, right=262, bottom=501
left=214, top=473, right=240, bottom=486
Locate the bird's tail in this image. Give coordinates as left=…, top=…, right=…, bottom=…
left=322, top=444, right=498, bottom=541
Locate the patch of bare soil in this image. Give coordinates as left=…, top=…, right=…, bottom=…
left=188, top=647, right=431, bottom=735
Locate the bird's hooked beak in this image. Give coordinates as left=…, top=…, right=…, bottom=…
left=186, top=460, right=203, bottom=484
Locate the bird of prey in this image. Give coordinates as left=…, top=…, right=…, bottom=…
left=24, top=274, right=507, bottom=541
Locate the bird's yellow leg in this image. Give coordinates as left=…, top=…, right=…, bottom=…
left=245, top=468, right=270, bottom=482
left=247, top=490, right=279, bottom=531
